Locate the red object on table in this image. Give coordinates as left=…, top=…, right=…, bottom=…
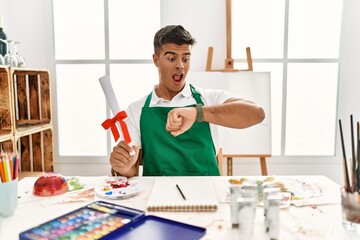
left=33, top=172, right=69, bottom=197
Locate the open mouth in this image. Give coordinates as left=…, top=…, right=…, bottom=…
left=173, top=73, right=183, bottom=83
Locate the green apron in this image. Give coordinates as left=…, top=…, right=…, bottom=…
left=140, top=84, right=220, bottom=176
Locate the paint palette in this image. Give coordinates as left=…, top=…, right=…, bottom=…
left=95, top=177, right=144, bottom=199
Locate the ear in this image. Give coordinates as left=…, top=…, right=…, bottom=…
left=153, top=53, right=158, bottom=67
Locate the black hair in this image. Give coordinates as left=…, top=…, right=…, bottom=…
left=153, top=25, right=196, bottom=55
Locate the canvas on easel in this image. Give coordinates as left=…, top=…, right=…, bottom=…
left=187, top=71, right=271, bottom=176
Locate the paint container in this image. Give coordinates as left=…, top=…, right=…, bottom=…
left=241, top=181, right=259, bottom=202
left=230, top=184, right=242, bottom=228
left=263, top=187, right=281, bottom=217
left=237, top=196, right=257, bottom=239
left=265, top=194, right=282, bottom=240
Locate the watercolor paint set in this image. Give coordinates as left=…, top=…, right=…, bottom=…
left=19, top=201, right=206, bottom=240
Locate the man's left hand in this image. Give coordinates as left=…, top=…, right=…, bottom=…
left=166, top=107, right=197, bottom=137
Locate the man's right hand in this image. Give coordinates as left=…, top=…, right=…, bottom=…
left=110, top=141, right=139, bottom=177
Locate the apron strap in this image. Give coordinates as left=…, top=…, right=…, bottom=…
left=189, top=84, right=203, bottom=105
left=144, top=92, right=152, bottom=107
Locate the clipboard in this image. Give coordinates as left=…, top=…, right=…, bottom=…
left=19, top=201, right=206, bottom=240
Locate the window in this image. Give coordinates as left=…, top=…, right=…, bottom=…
left=53, top=0, right=343, bottom=162
left=53, top=0, right=160, bottom=159
left=233, top=0, right=342, bottom=155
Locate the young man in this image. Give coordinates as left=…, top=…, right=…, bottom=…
left=110, top=25, right=265, bottom=177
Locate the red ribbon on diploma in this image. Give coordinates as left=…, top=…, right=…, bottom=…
left=102, top=111, right=131, bottom=143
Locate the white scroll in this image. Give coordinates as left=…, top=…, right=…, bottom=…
left=99, top=75, right=135, bottom=155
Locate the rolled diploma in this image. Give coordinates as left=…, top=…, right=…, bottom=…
left=99, top=75, right=135, bottom=156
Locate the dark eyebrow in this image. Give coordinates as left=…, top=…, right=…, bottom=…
left=164, top=51, right=191, bottom=56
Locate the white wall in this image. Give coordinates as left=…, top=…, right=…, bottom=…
left=161, top=0, right=226, bottom=71
left=338, top=0, right=360, bottom=139
left=1, top=0, right=359, bottom=185
left=0, top=0, right=54, bottom=70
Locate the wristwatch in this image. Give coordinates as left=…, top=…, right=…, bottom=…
left=196, top=104, right=204, bottom=122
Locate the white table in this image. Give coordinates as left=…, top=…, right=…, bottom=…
left=0, top=175, right=358, bottom=240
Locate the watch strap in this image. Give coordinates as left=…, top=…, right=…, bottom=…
left=196, top=104, right=204, bottom=122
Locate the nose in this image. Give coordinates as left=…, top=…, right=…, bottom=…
left=175, top=59, right=184, bottom=70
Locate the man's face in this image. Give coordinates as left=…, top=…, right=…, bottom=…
left=153, top=43, right=191, bottom=100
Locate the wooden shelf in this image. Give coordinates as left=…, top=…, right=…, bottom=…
left=16, top=129, right=53, bottom=172
left=0, top=132, right=13, bottom=142
left=15, top=123, right=53, bottom=138
left=0, top=138, right=14, bottom=152
left=0, top=66, right=54, bottom=172
left=0, top=66, right=12, bottom=137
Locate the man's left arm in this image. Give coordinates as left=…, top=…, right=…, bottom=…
left=166, top=98, right=265, bottom=137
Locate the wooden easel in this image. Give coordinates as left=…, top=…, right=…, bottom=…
left=206, top=0, right=253, bottom=72
left=206, top=0, right=271, bottom=176
left=224, top=154, right=271, bottom=176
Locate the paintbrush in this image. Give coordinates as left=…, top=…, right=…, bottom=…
left=357, top=121, right=360, bottom=193
left=339, top=119, right=351, bottom=192
left=350, top=115, right=357, bottom=192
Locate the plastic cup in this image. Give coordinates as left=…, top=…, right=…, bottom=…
left=341, top=187, right=360, bottom=234
left=0, top=179, right=18, bottom=218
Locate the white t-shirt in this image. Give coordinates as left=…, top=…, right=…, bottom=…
left=124, top=82, right=233, bottom=153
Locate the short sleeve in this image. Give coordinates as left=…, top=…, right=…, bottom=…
left=195, top=87, right=234, bottom=106
left=124, top=96, right=147, bottom=148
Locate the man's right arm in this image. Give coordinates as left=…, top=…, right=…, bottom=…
left=110, top=98, right=144, bottom=177
left=110, top=141, right=140, bottom=177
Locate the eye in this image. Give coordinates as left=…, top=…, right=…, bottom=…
left=183, top=57, right=190, bottom=63
left=167, top=57, right=175, bottom=61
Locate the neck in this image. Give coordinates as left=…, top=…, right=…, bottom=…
left=154, top=88, right=175, bottom=101
left=155, top=84, right=185, bottom=101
